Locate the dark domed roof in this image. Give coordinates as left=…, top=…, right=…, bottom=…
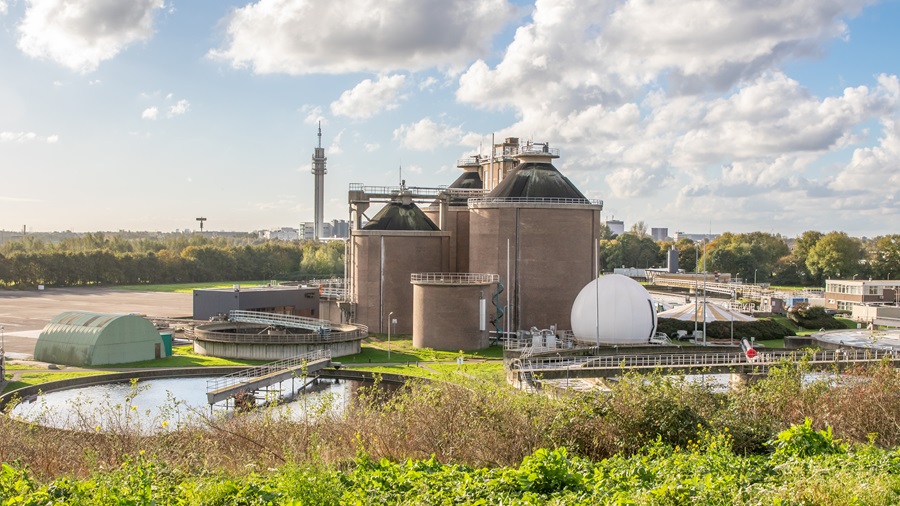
left=362, top=201, right=440, bottom=231
left=449, top=171, right=483, bottom=190
left=489, top=162, right=587, bottom=199
left=447, top=171, right=483, bottom=206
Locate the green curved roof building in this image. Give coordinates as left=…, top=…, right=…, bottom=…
left=35, top=311, right=165, bottom=366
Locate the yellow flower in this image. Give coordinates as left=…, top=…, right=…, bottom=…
left=95, top=425, right=101, bottom=432
left=161, top=421, right=169, bottom=428
left=131, top=405, right=137, bottom=411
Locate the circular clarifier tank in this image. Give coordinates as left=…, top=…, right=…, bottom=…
left=570, top=274, right=657, bottom=345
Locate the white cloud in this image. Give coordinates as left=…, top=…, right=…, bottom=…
left=300, top=105, right=325, bottom=126
left=167, top=99, right=190, bottom=117
left=365, top=142, right=380, bottom=152
left=831, top=117, right=900, bottom=193
left=0, top=132, right=58, bottom=143
left=458, top=0, right=873, bottom=111
left=1, top=132, right=34, bottom=142
left=210, top=0, right=514, bottom=74
left=328, top=129, right=344, bottom=155
left=450, top=0, right=898, bottom=227
left=16, top=0, right=165, bottom=73
left=0, top=1, right=7, bottom=16
left=330, top=74, right=406, bottom=119
left=394, top=118, right=480, bottom=151
left=141, top=107, right=158, bottom=120
left=89, top=79, right=101, bottom=85
left=419, top=76, right=439, bottom=91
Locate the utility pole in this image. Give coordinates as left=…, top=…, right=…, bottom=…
left=196, top=217, right=207, bottom=232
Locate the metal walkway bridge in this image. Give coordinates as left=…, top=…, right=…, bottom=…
left=206, top=349, right=332, bottom=405
left=510, top=349, right=900, bottom=382
left=228, top=310, right=332, bottom=333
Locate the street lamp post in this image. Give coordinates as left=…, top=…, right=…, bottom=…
left=754, top=269, right=757, bottom=285
left=694, top=247, right=699, bottom=338
left=730, top=291, right=735, bottom=346
left=387, top=312, right=394, bottom=360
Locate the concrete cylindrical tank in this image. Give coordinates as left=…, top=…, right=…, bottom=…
left=412, top=273, right=498, bottom=350
left=467, top=160, right=602, bottom=332
left=351, top=201, right=450, bottom=334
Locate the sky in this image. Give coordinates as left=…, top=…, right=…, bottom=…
left=1, top=0, right=899, bottom=238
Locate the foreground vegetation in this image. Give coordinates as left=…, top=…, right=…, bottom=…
left=4, top=426, right=899, bottom=504
left=4, top=359, right=900, bottom=503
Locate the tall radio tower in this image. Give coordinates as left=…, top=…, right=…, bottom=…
left=311, top=123, right=327, bottom=240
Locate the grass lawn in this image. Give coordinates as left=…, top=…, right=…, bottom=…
left=348, top=361, right=508, bottom=385
left=339, top=335, right=504, bottom=364
left=2, top=371, right=111, bottom=394
left=836, top=317, right=860, bottom=329
left=116, top=281, right=269, bottom=293
left=121, top=346, right=268, bottom=368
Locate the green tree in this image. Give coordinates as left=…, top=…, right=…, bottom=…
left=806, top=232, right=864, bottom=281
left=868, top=234, right=900, bottom=280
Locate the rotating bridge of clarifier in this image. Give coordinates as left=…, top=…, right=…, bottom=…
left=508, top=348, right=900, bottom=389
left=206, top=349, right=332, bottom=405
left=228, top=310, right=332, bottom=334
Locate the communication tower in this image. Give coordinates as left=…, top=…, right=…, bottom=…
left=311, top=123, right=327, bottom=240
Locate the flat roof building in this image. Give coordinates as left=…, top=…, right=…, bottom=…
left=193, top=285, right=320, bottom=320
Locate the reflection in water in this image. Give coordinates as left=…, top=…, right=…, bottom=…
left=9, top=376, right=374, bottom=433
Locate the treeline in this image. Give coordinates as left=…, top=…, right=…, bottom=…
left=599, top=223, right=900, bottom=286
left=0, top=233, right=344, bottom=288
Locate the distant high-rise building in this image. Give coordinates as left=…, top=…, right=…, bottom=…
left=311, top=124, right=327, bottom=240
left=673, top=231, right=720, bottom=242
left=651, top=227, right=668, bottom=241
left=299, top=222, right=315, bottom=240
left=606, top=219, right=625, bottom=236
left=260, top=227, right=300, bottom=241
left=330, top=219, right=350, bottom=238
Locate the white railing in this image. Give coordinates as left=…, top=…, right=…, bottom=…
left=411, top=273, right=500, bottom=285
left=468, top=197, right=603, bottom=208
left=206, top=349, right=331, bottom=394
left=348, top=184, right=444, bottom=198
left=511, top=349, right=900, bottom=374
left=229, top=310, right=331, bottom=332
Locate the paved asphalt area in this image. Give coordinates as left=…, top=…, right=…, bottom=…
left=0, top=287, right=192, bottom=359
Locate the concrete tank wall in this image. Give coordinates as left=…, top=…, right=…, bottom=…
left=412, top=280, right=494, bottom=351
left=351, top=231, right=450, bottom=334
left=468, top=205, right=599, bottom=331
left=424, top=206, right=471, bottom=273
left=192, top=340, right=360, bottom=360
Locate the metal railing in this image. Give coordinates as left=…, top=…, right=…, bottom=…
left=511, top=348, right=900, bottom=374
left=229, top=310, right=331, bottom=333
left=206, top=349, right=331, bottom=394
left=411, top=273, right=500, bottom=285
left=196, top=320, right=367, bottom=345
left=517, top=144, right=560, bottom=157
left=348, top=184, right=444, bottom=198
left=504, top=330, right=578, bottom=351
left=647, top=273, right=770, bottom=299
left=468, top=197, right=603, bottom=208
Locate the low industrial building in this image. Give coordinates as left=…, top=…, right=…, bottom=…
left=193, top=285, right=320, bottom=320
left=824, top=279, right=900, bottom=311
left=34, top=311, right=167, bottom=366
